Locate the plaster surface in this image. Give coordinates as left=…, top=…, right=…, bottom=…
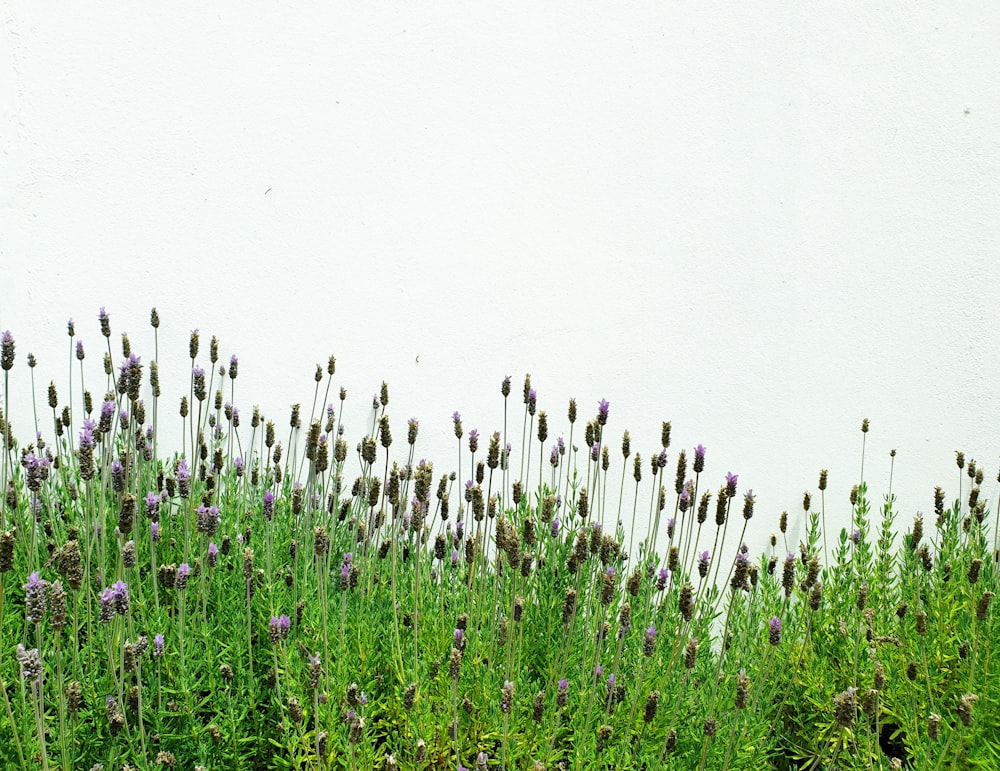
left=3, top=3, right=1000, bottom=563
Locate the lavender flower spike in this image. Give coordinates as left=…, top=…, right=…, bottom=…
left=768, top=616, right=782, bottom=646
left=0, top=330, right=14, bottom=371
left=24, top=572, right=48, bottom=623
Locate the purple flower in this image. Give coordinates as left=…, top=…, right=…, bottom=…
left=850, top=529, right=861, bottom=545
left=207, top=541, right=219, bottom=566
left=150, top=521, right=160, bottom=542
left=79, top=421, right=96, bottom=450
left=23, top=572, right=48, bottom=623
left=177, top=459, right=190, bottom=498
left=693, top=444, right=706, bottom=472
left=196, top=505, right=221, bottom=536
left=657, top=448, right=668, bottom=469
left=112, top=580, right=130, bottom=615
left=595, top=664, right=604, bottom=677
left=144, top=491, right=160, bottom=519
left=645, top=624, right=657, bottom=641
left=768, top=616, right=782, bottom=645
left=176, top=563, right=191, bottom=590
left=597, top=398, right=610, bottom=425
left=451, top=550, right=459, bottom=568
left=153, top=634, right=164, bottom=657
left=269, top=614, right=291, bottom=644
left=75, top=340, right=85, bottom=360
left=263, top=490, right=275, bottom=520
left=98, top=587, right=116, bottom=623
left=559, top=678, right=569, bottom=691
left=454, top=628, right=465, bottom=646
left=591, top=443, right=600, bottom=462
left=21, top=452, right=49, bottom=492
left=550, top=519, right=561, bottom=538
left=725, top=472, right=739, bottom=497
left=110, top=459, right=125, bottom=492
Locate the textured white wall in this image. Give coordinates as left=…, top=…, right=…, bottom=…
left=3, top=4, right=1000, bottom=560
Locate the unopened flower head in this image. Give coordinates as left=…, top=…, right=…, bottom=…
left=15, top=644, right=42, bottom=683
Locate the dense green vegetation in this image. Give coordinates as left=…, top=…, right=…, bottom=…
left=0, top=312, right=996, bottom=769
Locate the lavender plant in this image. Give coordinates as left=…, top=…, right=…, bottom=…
left=0, top=312, right=996, bottom=770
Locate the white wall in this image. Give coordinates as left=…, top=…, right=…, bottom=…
left=3, top=3, right=1000, bottom=561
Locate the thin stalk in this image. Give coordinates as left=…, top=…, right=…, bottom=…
left=30, top=676, right=49, bottom=771
left=0, top=581, right=30, bottom=769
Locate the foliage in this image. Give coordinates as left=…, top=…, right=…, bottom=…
left=0, top=313, right=996, bottom=770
